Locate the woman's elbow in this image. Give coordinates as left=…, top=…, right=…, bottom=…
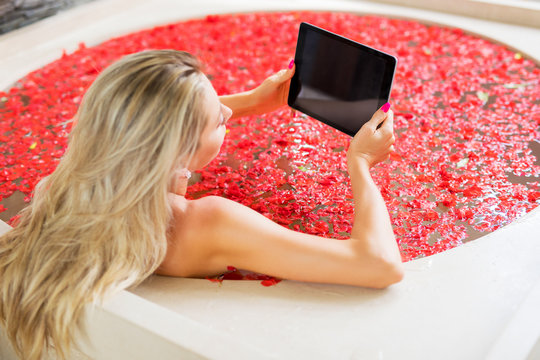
left=378, top=260, right=404, bottom=288
left=367, top=257, right=404, bottom=289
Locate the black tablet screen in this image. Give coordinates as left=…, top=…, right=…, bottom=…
left=288, top=23, right=396, bottom=136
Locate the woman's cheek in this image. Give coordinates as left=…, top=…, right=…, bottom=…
left=214, top=128, right=226, bottom=155
left=206, top=129, right=226, bottom=161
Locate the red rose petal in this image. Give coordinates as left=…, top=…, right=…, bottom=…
left=0, top=12, right=537, bottom=285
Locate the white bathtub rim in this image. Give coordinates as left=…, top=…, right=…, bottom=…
left=486, top=275, right=540, bottom=360
left=130, top=203, right=540, bottom=359
left=78, top=290, right=273, bottom=360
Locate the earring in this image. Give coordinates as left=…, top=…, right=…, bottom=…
left=178, top=168, right=192, bottom=179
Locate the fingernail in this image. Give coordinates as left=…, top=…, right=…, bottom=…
left=381, top=102, right=391, bottom=113
left=288, top=59, right=294, bottom=69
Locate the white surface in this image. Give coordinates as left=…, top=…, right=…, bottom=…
left=1, top=0, right=539, bottom=359
left=79, top=291, right=271, bottom=360
left=370, top=0, right=540, bottom=27
left=132, top=207, right=540, bottom=360
left=487, top=276, right=540, bottom=360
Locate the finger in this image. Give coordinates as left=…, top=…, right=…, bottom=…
left=286, top=63, right=295, bottom=77
left=281, top=81, right=292, bottom=105
left=270, top=69, right=286, bottom=81
left=287, top=59, right=295, bottom=72
left=278, top=59, right=295, bottom=78
left=380, top=109, right=394, bottom=132
left=277, top=66, right=295, bottom=82
left=364, top=107, right=388, bottom=130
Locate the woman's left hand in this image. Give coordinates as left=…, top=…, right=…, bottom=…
left=219, top=60, right=295, bottom=119
left=250, top=61, right=295, bottom=114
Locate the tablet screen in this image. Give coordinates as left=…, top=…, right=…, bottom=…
left=288, top=23, right=397, bottom=137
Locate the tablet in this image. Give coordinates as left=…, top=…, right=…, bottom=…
left=288, top=22, right=397, bottom=137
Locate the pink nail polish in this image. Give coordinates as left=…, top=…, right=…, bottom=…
left=288, top=59, right=294, bottom=69
left=381, top=102, right=391, bottom=113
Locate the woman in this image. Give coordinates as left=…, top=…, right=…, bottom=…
left=0, top=50, right=402, bottom=360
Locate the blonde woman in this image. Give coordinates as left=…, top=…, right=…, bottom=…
left=0, top=50, right=403, bottom=360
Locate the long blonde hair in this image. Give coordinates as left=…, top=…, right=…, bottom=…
left=0, top=50, right=208, bottom=359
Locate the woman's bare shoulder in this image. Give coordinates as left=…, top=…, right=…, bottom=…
left=186, top=194, right=231, bottom=216
left=157, top=195, right=232, bottom=277
left=168, top=194, right=229, bottom=223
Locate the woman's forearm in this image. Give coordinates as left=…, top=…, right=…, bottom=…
left=219, top=91, right=258, bottom=119
left=347, top=156, right=402, bottom=265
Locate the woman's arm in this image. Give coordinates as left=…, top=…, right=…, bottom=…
left=160, top=107, right=403, bottom=289
left=346, top=108, right=402, bottom=271
left=219, top=64, right=295, bottom=119
left=218, top=91, right=258, bottom=119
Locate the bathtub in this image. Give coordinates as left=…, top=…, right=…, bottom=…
left=1, top=208, right=539, bottom=359
left=0, top=0, right=539, bottom=359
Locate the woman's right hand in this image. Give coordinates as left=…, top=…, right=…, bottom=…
left=347, top=105, right=395, bottom=168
